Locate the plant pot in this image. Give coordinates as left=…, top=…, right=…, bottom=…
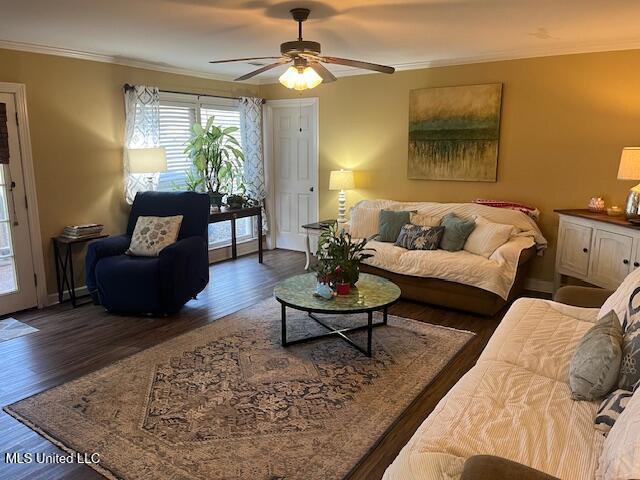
left=226, top=195, right=245, bottom=209
left=209, top=191, right=224, bottom=209
left=336, top=282, right=351, bottom=296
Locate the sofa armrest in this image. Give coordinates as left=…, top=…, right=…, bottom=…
left=553, top=285, right=613, bottom=309
left=85, top=234, right=131, bottom=297
left=461, top=455, right=559, bottom=480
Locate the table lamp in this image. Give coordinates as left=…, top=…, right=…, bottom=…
left=617, top=147, right=640, bottom=219
left=128, top=147, right=167, bottom=191
left=329, top=169, right=355, bottom=224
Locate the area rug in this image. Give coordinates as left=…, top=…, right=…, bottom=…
left=0, top=317, right=38, bottom=342
left=4, top=298, right=474, bottom=480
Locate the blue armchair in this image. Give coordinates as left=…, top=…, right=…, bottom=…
left=86, top=191, right=210, bottom=315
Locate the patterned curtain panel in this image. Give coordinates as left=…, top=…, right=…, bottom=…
left=239, top=97, right=268, bottom=232
left=0, top=103, right=9, bottom=164
left=123, top=85, right=160, bottom=204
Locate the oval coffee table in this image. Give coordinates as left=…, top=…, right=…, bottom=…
left=274, top=272, right=401, bottom=357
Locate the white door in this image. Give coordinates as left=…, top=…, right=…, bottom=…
left=272, top=101, right=318, bottom=251
left=0, top=93, right=37, bottom=314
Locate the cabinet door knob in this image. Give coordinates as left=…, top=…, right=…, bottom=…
left=582, top=248, right=588, bottom=253
left=634, top=262, right=639, bottom=268
left=624, top=259, right=630, bottom=265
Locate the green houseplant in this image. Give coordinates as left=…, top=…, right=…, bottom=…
left=183, top=116, right=245, bottom=208
left=316, top=224, right=375, bottom=291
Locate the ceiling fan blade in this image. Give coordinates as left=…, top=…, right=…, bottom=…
left=320, top=56, right=395, bottom=74
left=209, top=56, right=283, bottom=64
left=234, top=58, right=291, bottom=81
left=309, top=62, right=336, bottom=83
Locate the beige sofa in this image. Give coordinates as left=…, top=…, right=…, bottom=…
left=348, top=200, right=547, bottom=315
left=383, top=294, right=608, bottom=480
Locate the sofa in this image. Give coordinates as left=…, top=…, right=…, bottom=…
left=382, top=282, right=640, bottom=480
left=347, top=200, right=548, bottom=315
left=85, top=191, right=210, bottom=315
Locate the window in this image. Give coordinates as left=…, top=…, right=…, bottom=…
left=157, top=93, right=253, bottom=249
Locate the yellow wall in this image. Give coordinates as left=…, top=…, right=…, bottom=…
left=2, top=46, right=639, bottom=294
left=261, top=49, right=640, bottom=283
left=0, top=48, right=259, bottom=294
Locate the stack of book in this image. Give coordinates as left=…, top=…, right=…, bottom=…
left=62, top=223, right=104, bottom=239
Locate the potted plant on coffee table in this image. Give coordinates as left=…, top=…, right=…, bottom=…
left=183, top=116, right=245, bottom=208
left=315, top=224, right=375, bottom=295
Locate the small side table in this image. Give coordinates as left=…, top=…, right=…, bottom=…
left=301, top=220, right=336, bottom=270
left=52, top=234, right=108, bottom=307
left=209, top=206, right=263, bottom=263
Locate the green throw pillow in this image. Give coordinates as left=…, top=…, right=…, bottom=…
left=378, top=210, right=412, bottom=242
left=569, top=310, right=623, bottom=401
left=439, top=213, right=476, bottom=251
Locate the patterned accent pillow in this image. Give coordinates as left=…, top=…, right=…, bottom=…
left=620, top=316, right=640, bottom=391
left=595, top=389, right=634, bottom=435
left=395, top=224, right=444, bottom=251
left=127, top=215, right=183, bottom=257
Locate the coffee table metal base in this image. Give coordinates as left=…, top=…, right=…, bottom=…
left=281, top=305, right=388, bottom=357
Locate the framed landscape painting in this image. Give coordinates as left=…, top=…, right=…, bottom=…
left=408, top=83, right=503, bottom=182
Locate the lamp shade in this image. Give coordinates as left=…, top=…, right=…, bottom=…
left=617, top=147, right=640, bottom=180
left=329, top=169, right=355, bottom=191
left=128, top=147, right=167, bottom=174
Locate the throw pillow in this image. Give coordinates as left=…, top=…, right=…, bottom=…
left=395, top=224, right=445, bottom=250
left=597, top=388, right=640, bottom=480
left=349, top=207, right=380, bottom=239
left=595, top=389, right=634, bottom=435
left=569, top=310, right=623, bottom=401
left=619, top=320, right=640, bottom=391
left=410, top=213, right=441, bottom=227
left=439, top=213, right=476, bottom=252
left=127, top=215, right=183, bottom=257
left=378, top=210, right=412, bottom=243
left=463, top=215, right=515, bottom=258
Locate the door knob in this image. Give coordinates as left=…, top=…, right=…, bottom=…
left=624, top=259, right=630, bottom=265
left=582, top=248, right=588, bottom=253
left=309, top=186, right=314, bottom=192
left=634, top=262, right=639, bottom=268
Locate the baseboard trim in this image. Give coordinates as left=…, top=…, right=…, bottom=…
left=524, top=278, right=554, bottom=294
left=47, top=285, right=90, bottom=306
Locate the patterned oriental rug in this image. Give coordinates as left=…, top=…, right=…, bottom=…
left=5, top=298, right=474, bottom=480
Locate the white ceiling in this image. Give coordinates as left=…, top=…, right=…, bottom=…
left=1, top=0, right=640, bottom=83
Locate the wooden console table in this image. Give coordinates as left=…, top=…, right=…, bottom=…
left=210, top=206, right=263, bottom=263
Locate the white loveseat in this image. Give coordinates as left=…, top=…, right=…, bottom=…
left=347, top=200, right=548, bottom=315
left=383, top=294, right=632, bottom=480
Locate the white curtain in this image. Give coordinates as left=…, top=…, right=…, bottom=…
left=239, top=97, right=268, bottom=232
left=123, top=85, right=160, bottom=205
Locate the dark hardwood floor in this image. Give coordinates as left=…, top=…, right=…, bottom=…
left=0, top=249, right=530, bottom=480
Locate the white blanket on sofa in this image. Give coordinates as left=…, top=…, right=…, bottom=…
left=349, top=200, right=548, bottom=299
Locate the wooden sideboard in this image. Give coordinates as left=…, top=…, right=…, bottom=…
left=555, top=209, right=640, bottom=291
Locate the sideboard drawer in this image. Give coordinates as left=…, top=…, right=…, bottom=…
left=557, top=221, right=592, bottom=278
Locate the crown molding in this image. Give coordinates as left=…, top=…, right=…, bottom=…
left=2, top=37, right=640, bottom=86
left=0, top=39, right=260, bottom=84
left=312, top=37, right=640, bottom=80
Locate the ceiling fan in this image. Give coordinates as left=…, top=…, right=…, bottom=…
left=209, top=8, right=395, bottom=90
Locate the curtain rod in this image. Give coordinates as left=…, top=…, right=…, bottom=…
left=123, top=84, right=265, bottom=103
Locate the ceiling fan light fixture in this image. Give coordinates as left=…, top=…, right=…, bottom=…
left=279, top=65, right=323, bottom=91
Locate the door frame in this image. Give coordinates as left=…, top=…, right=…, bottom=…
left=263, top=97, right=319, bottom=250
left=0, top=82, right=47, bottom=309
